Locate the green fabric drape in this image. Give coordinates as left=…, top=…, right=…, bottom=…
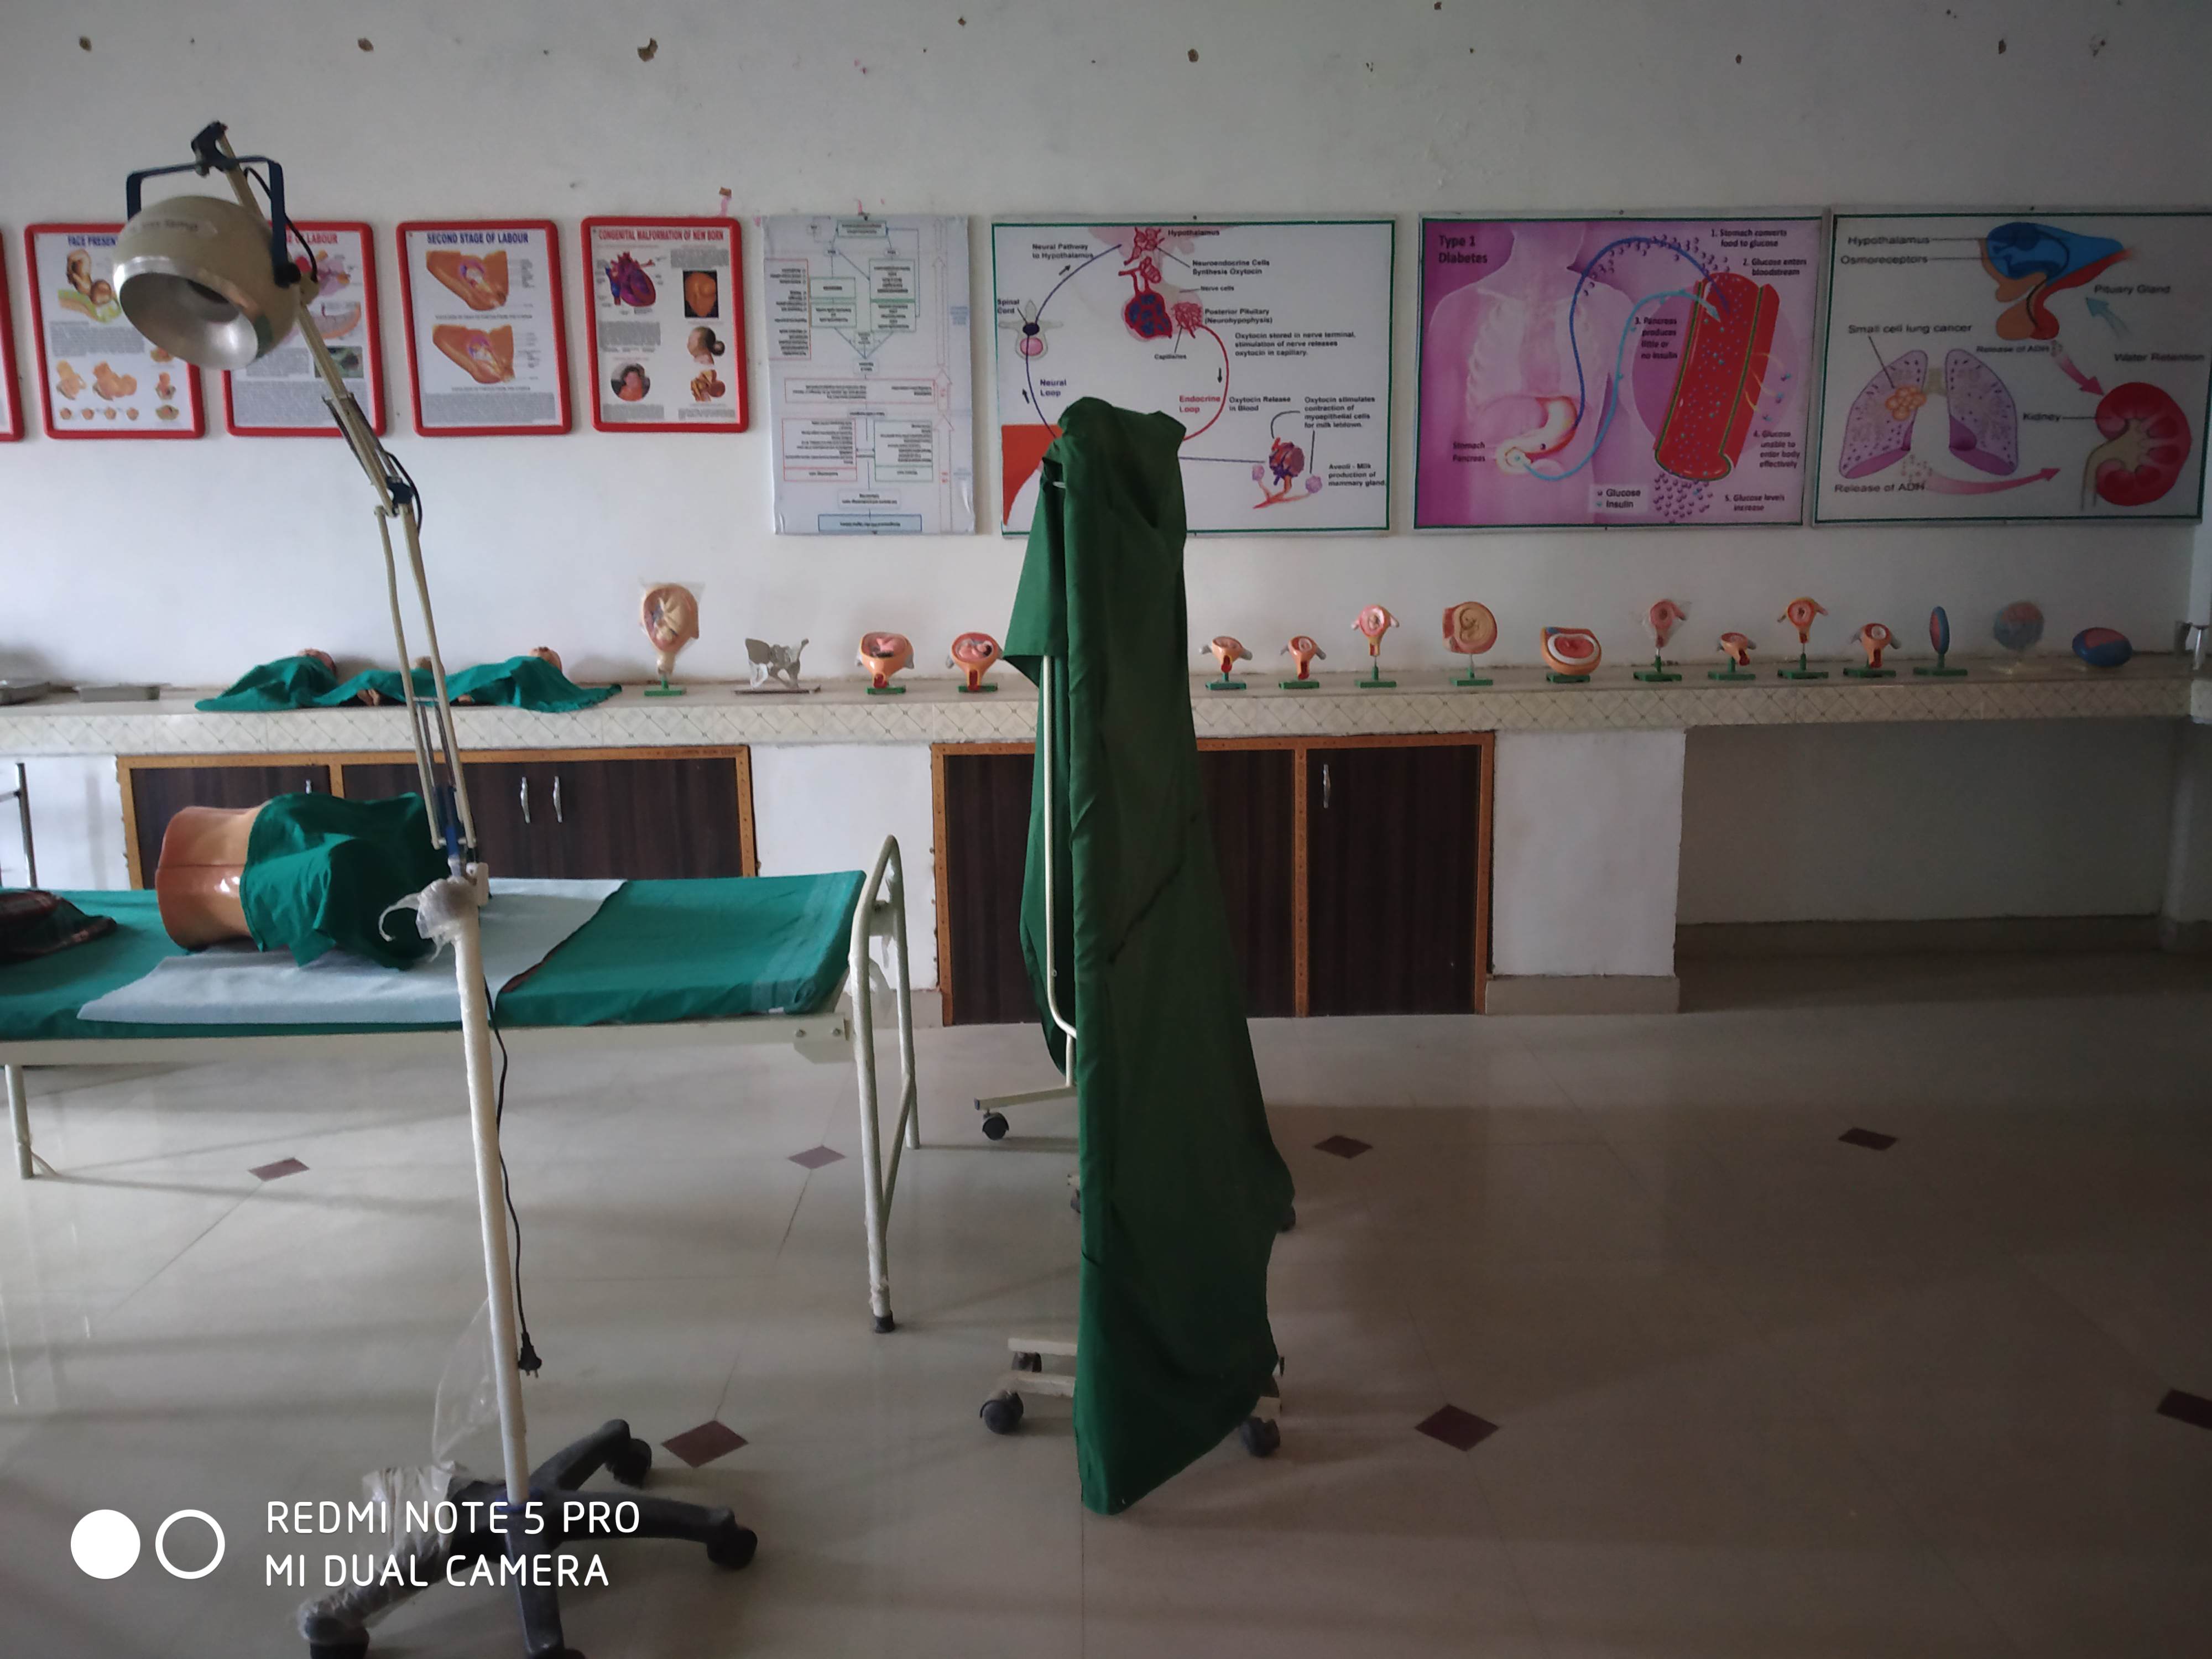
left=1003, top=397, right=1293, bottom=1516
left=197, top=656, right=618, bottom=714
left=239, top=793, right=450, bottom=968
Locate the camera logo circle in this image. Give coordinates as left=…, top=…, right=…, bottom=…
left=72, top=1509, right=226, bottom=1579
left=155, top=1510, right=226, bottom=1579
left=70, top=1510, right=141, bottom=1579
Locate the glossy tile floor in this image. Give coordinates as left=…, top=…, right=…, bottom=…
left=5, top=952, right=2212, bottom=1657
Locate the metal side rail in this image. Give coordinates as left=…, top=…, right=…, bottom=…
left=848, top=833, right=921, bottom=1332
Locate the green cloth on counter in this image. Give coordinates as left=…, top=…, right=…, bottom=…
left=240, top=793, right=451, bottom=968
left=1004, top=398, right=1294, bottom=1516
left=197, top=655, right=617, bottom=713
left=195, top=654, right=341, bottom=711
left=0, top=875, right=864, bottom=1042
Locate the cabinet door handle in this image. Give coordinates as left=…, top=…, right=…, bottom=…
left=552, top=773, right=563, bottom=825
left=304, top=775, right=316, bottom=794
left=519, top=775, right=531, bottom=825
left=1322, top=762, right=1331, bottom=810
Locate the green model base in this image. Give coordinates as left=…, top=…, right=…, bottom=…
left=1206, top=677, right=1247, bottom=692
left=1913, top=660, right=1968, bottom=677
left=1709, top=667, right=1757, bottom=681
left=866, top=685, right=906, bottom=696
left=1777, top=668, right=1829, bottom=680
left=958, top=682, right=999, bottom=693
left=1844, top=666, right=1896, bottom=679
left=1453, top=674, right=1493, bottom=687
left=1357, top=678, right=1397, bottom=690
left=1279, top=679, right=1320, bottom=691
left=1546, top=671, right=1593, bottom=685
left=644, top=681, right=686, bottom=698
left=1634, top=670, right=1683, bottom=682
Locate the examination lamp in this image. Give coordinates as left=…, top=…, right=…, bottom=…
left=115, top=114, right=536, bottom=1599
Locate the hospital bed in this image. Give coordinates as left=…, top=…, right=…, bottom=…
left=0, top=834, right=921, bottom=1332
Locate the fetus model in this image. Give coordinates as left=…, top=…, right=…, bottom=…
left=1204, top=636, right=1252, bottom=691
left=640, top=584, right=700, bottom=695
left=1353, top=605, right=1399, bottom=688
left=1712, top=632, right=1757, bottom=681
left=1777, top=596, right=1828, bottom=680
left=1281, top=634, right=1326, bottom=689
left=858, top=632, right=914, bottom=695
left=1849, top=623, right=1897, bottom=678
left=949, top=632, right=1001, bottom=693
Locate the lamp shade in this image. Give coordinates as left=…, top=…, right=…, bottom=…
left=113, top=193, right=300, bottom=370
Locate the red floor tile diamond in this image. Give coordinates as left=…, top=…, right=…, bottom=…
left=789, top=1145, right=845, bottom=1169
left=1838, top=1128, right=1897, bottom=1151
left=1415, top=1405, right=1497, bottom=1451
left=2157, top=1389, right=2212, bottom=1431
left=661, top=1421, right=748, bottom=1468
left=249, top=1157, right=309, bottom=1181
left=1314, top=1134, right=1373, bottom=1159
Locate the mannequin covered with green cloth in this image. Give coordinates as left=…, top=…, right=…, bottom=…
left=197, top=654, right=617, bottom=713
left=1003, top=397, right=1294, bottom=1516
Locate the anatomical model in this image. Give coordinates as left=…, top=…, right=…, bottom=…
left=528, top=646, right=564, bottom=672
left=1712, top=632, right=1757, bottom=681
left=1915, top=607, right=1965, bottom=678
left=1541, top=627, right=1601, bottom=681
left=1353, top=606, right=1399, bottom=688
left=1281, top=634, right=1326, bottom=690
left=1204, top=635, right=1253, bottom=691
left=744, top=638, right=808, bottom=691
left=1777, top=596, right=1828, bottom=680
left=858, top=632, right=914, bottom=695
left=1848, top=622, right=1897, bottom=678
left=640, top=583, right=700, bottom=696
left=1442, top=601, right=1497, bottom=687
left=1992, top=601, right=2043, bottom=674
left=154, top=804, right=263, bottom=948
left=1637, top=598, right=1687, bottom=682
left=950, top=632, right=1001, bottom=693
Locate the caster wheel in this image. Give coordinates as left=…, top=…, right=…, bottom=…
left=873, top=1311, right=896, bottom=1333
left=1279, top=1203, right=1296, bottom=1233
left=706, top=1515, right=758, bottom=1569
left=980, top=1113, right=1009, bottom=1141
left=980, top=1390, right=1024, bottom=1434
left=1013, top=1350, right=1042, bottom=1372
left=1070, top=1186, right=1083, bottom=1216
left=308, top=1642, right=368, bottom=1659
left=607, top=1436, right=653, bottom=1488
left=1240, top=1416, right=1281, bottom=1458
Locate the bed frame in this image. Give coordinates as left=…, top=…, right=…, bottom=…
left=0, top=836, right=922, bottom=1332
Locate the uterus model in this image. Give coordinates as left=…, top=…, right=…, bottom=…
left=1777, top=596, right=1828, bottom=680
left=1353, top=606, right=1399, bottom=688
left=949, top=632, right=1001, bottom=694
left=1540, top=627, right=1601, bottom=682
left=1442, top=601, right=1497, bottom=687
left=640, top=583, right=700, bottom=696
left=1636, top=598, right=1687, bottom=682
left=858, top=632, right=914, bottom=695
left=1848, top=622, right=1897, bottom=679
left=1280, top=634, right=1326, bottom=690
left=1204, top=635, right=1252, bottom=691
left=1711, top=632, right=1757, bottom=681
left=1914, top=606, right=1966, bottom=678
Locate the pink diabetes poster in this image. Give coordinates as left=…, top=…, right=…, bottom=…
left=1415, top=216, right=1821, bottom=528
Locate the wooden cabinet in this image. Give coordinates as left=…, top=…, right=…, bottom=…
left=117, top=748, right=754, bottom=887
left=118, top=757, right=335, bottom=888
left=931, top=734, right=1479, bottom=1024
left=1305, top=742, right=1484, bottom=1016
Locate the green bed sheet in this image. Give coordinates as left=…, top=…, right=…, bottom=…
left=0, top=874, right=865, bottom=1044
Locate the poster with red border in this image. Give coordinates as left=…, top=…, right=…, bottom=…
left=223, top=221, right=386, bottom=438
left=396, top=219, right=570, bottom=436
left=23, top=223, right=205, bottom=440
left=581, top=217, right=747, bottom=432
left=0, top=235, right=20, bottom=441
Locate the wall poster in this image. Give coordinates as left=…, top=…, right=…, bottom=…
left=223, top=221, right=385, bottom=437
left=0, top=234, right=19, bottom=440
left=23, top=223, right=205, bottom=439
left=1817, top=211, right=2212, bottom=523
left=992, top=219, right=1394, bottom=535
left=763, top=213, right=973, bottom=534
left=1415, top=215, right=1822, bottom=528
left=582, top=217, right=747, bottom=433
left=397, top=220, right=570, bottom=436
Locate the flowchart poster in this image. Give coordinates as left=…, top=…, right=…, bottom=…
left=1817, top=211, right=2212, bottom=523
left=1415, top=216, right=1820, bottom=528
left=993, top=220, right=1394, bottom=534
left=764, top=214, right=972, bottom=533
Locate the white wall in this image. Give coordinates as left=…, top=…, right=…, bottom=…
left=2, top=0, right=2207, bottom=695
left=1493, top=731, right=1684, bottom=977
left=1678, top=721, right=2179, bottom=923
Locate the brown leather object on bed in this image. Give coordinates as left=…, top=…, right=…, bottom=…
left=154, top=804, right=265, bottom=948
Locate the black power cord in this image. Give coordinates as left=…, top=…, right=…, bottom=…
left=484, top=991, right=541, bottom=1376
